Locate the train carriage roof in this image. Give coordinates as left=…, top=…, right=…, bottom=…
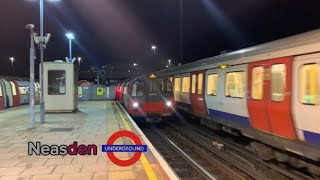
left=159, top=28, right=320, bottom=75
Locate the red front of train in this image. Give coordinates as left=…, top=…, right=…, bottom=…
left=119, top=74, right=175, bottom=122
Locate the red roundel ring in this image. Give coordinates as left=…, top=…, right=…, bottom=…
left=106, top=130, right=142, bottom=166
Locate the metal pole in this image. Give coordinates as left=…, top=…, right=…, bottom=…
left=69, top=38, right=72, bottom=61
left=40, top=0, right=45, bottom=123
left=97, top=71, right=100, bottom=87
left=30, top=33, right=35, bottom=129
left=180, top=0, right=183, bottom=63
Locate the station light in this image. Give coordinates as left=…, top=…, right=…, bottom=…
left=66, top=33, right=75, bottom=39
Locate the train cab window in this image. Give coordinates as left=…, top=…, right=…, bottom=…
left=161, top=79, right=173, bottom=94
left=10, top=82, right=17, bottom=96
left=300, top=64, right=320, bottom=105
left=271, top=64, right=286, bottom=102
left=174, top=78, right=181, bottom=92
left=191, top=75, right=196, bottom=94
left=124, top=86, right=128, bottom=95
left=132, top=80, right=144, bottom=97
left=207, top=74, right=218, bottom=96
left=148, top=79, right=158, bottom=94
left=48, top=70, right=66, bottom=95
left=225, top=71, right=245, bottom=98
left=182, top=77, right=190, bottom=93
left=198, top=74, right=203, bottom=95
left=251, top=67, right=264, bottom=100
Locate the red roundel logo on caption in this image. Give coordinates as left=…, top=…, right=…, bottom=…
left=106, top=130, right=142, bottom=167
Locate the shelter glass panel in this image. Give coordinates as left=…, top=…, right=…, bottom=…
left=48, top=70, right=66, bottom=95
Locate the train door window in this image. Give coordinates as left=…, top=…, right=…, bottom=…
left=10, top=82, right=17, bottom=96
left=170, top=77, right=173, bottom=82
left=207, top=74, right=218, bottom=96
left=132, top=80, right=144, bottom=97
left=148, top=79, right=158, bottom=94
left=174, top=78, right=181, bottom=92
left=0, top=86, right=2, bottom=96
left=300, top=64, right=320, bottom=105
left=271, top=64, right=286, bottom=102
left=48, top=70, right=66, bottom=95
left=124, top=86, right=128, bottom=95
left=251, top=67, right=264, bottom=100
left=225, top=71, right=245, bottom=98
left=191, top=75, right=196, bottom=94
left=182, top=76, right=190, bottom=93
left=198, top=74, right=203, bottom=95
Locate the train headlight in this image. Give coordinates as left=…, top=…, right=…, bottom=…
left=166, top=101, right=172, bottom=107
left=133, top=102, right=139, bottom=108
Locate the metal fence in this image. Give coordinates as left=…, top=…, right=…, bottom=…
left=78, top=86, right=115, bottom=101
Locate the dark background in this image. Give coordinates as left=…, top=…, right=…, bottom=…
left=1, top=0, right=320, bottom=77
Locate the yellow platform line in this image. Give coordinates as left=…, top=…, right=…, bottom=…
left=115, top=103, right=158, bottom=180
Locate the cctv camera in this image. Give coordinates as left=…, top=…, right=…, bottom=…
left=45, top=33, right=51, bottom=44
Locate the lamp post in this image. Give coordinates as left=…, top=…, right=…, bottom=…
left=151, top=45, right=157, bottom=54
left=133, top=63, right=138, bottom=67
left=78, top=57, right=81, bottom=69
left=26, top=24, right=36, bottom=129
left=9, top=57, right=15, bottom=68
left=66, top=33, right=75, bottom=63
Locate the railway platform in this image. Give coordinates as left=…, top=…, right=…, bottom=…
left=0, top=101, right=178, bottom=180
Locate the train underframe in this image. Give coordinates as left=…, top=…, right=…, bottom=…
left=176, top=108, right=320, bottom=177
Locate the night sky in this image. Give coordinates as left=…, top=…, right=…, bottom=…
left=1, top=0, right=320, bottom=77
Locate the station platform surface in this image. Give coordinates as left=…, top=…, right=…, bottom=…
left=0, top=101, right=179, bottom=180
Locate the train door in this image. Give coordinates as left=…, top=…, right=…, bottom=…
left=292, top=53, right=320, bottom=145
left=0, top=83, right=4, bottom=110
left=190, top=71, right=207, bottom=115
left=247, top=57, right=297, bottom=139
left=2, top=80, right=13, bottom=107
left=123, top=82, right=129, bottom=107
left=10, top=81, right=20, bottom=107
left=0, top=80, right=8, bottom=108
left=180, top=73, right=192, bottom=110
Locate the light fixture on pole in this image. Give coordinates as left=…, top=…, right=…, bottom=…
left=151, top=45, right=157, bottom=54
left=133, top=63, right=138, bottom=67
left=66, top=33, right=75, bottom=63
left=78, top=57, right=82, bottom=69
left=9, top=57, right=15, bottom=68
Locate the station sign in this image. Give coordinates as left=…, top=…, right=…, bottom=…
left=97, top=88, right=104, bottom=96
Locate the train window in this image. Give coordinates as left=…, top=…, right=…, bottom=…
left=10, top=82, right=17, bottom=96
left=0, top=86, right=2, bottom=96
left=300, top=64, right=320, bottom=105
left=251, top=67, right=264, bottom=100
left=132, top=80, right=144, bottom=97
left=198, top=74, right=203, bottom=95
left=207, top=74, right=218, bottom=96
left=225, top=71, right=245, bottom=98
left=48, top=70, right=66, bottom=95
left=191, top=75, right=196, bottom=94
left=170, top=77, right=173, bottom=82
left=271, top=64, right=286, bottom=102
left=174, top=78, right=181, bottom=92
left=182, top=76, right=190, bottom=93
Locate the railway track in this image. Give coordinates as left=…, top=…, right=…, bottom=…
left=138, top=118, right=316, bottom=180
left=139, top=123, right=251, bottom=180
